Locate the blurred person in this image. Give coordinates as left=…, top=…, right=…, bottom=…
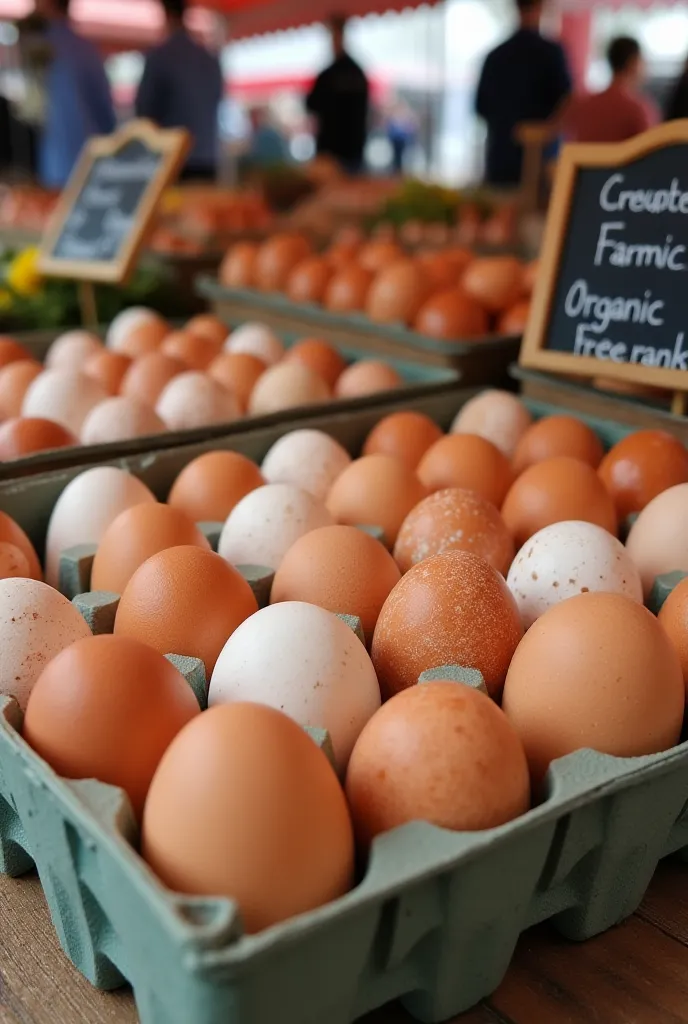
left=476, top=0, right=571, bottom=187
left=306, top=15, right=370, bottom=174
left=665, top=56, right=688, bottom=121
left=386, top=99, right=417, bottom=175
left=136, top=0, right=223, bottom=181
left=33, top=0, right=115, bottom=188
left=248, top=106, right=289, bottom=166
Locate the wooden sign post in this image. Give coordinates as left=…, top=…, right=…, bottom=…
left=38, top=119, right=190, bottom=327
left=520, top=121, right=688, bottom=414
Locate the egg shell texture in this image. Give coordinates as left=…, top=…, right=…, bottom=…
left=261, top=430, right=352, bottom=501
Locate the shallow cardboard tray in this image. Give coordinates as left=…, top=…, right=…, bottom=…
left=0, top=394, right=686, bottom=1024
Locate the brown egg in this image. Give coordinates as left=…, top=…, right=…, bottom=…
left=394, top=488, right=515, bottom=576
left=658, top=578, right=688, bottom=694
left=23, top=635, right=199, bottom=820
left=186, top=314, right=227, bottom=347
left=249, top=363, right=330, bottom=416
left=365, top=259, right=429, bottom=326
left=363, top=411, right=443, bottom=470
left=513, top=416, right=604, bottom=474
left=358, top=240, right=404, bottom=274
left=502, top=593, right=685, bottom=786
left=324, top=264, right=374, bottom=313
left=283, top=339, right=346, bottom=390
left=286, top=256, right=333, bottom=303
left=115, top=546, right=259, bottom=675
left=168, top=450, right=264, bottom=523
left=414, top=289, right=489, bottom=340
left=142, top=703, right=354, bottom=933
left=207, top=352, right=266, bottom=412
left=0, top=510, right=41, bottom=579
left=91, top=503, right=211, bottom=593
left=598, top=430, right=688, bottom=521
left=462, top=256, right=525, bottom=313
left=120, top=352, right=186, bottom=407
left=416, top=249, right=472, bottom=291
left=254, top=235, right=312, bottom=292
left=271, top=524, right=401, bottom=643
left=346, top=682, right=530, bottom=849
left=0, top=337, right=31, bottom=370
left=418, top=434, right=514, bottom=508
left=498, top=299, right=531, bottom=335
left=625, top=484, right=688, bottom=598
left=0, top=418, right=77, bottom=461
left=335, top=361, right=403, bottom=399
left=219, top=241, right=259, bottom=288
left=0, top=359, right=42, bottom=419
left=84, top=351, right=132, bottom=396
left=502, top=456, right=618, bottom=548
left=115, top=319, right=169, bottom=359
left=326, top=454, right=426, bottom=547
left=371, top=550, right=523, bottom=699
left=161, top=330, right=220, bottom=371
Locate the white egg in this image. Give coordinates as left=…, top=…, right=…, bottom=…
left=45, top=330, right=103, bottom=370
left=626, top=484, right=688, bottom=599
left=22, top=369, right=108, bottom=435
left=80, top=397, right=166, bottom=445
left=209, top=601, right=380, bottom=771
left=451, top=390, right=533, bottom=459
left=218, top=483, right=333, bottom=571
left=155, top=372, right=239, bottom=431
left=262, top=430, right=352, bottom=501
left=0, top=578, right=92, bottom=710
left=106, top=307, right=160, bottom=350
left=224, top=323, right=284, bottom=365
left=507, top=520, right=643, bottom=629
left=45, top=466, right=157, bottom=588
left=248, top=363, right=330, bottom=417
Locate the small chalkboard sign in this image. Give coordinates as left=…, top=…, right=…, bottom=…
left=520, top=121, right=688, bottom=406
left=38, top=119, right=190, bottom=285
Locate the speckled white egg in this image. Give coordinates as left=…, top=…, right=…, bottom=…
left=261, top=429, right=352, bottom=500
left=45, top=466, right=157, bottom=588
left=45, top=330, right=103, bottom=370
left=106, top=307, right=161, bottom=350
left=507, top=520, right=643, bottom=629
left=0, top=578, right=92, bottom=710
left=209, top=601, right=380, bottom=771
left=81, top=397, right=166, bottom=445
left=218, top=483, right=333, bottom=570
left=451, top=391, right=533, bottom=459
left=224, top=323, right=285, bottom=365
left=155, top=372, right=239, bottom=431
left=22, top=369, right=108, bottom=435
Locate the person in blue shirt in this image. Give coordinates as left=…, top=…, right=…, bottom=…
left=476, top=0, right=572, bottom=187
left=136, top=0, right=224, bottom=181
left=35, top=0, right=116, bottom=189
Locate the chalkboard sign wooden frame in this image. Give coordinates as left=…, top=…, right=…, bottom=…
left=520, top=121, right=688, bottom=395
left=38, top=119, right=190, bottom=285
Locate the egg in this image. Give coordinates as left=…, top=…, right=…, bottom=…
left=142, top=703, right=354, bottom=933
left=324, top=264, right=374, bottom=313
left=168, top=451, right=264, bottom=523
left=0, top=418, right=77, bottom=460
left=462, top=256, right=525, bottom=313
left=45, top=466, right=157, bottom=588
left=207, top=353, right=266, bottom=412
left=326, top=454, right=426, bottom=547
left=286, top=256, right=333, bottom=303
left=0, top=542, right=29, bottom=579
left=106, top=307, right=167, bottom=350
left=334, top=361, right=403, bottom=399
left=450, top=390, right=533, bottom=459
left=414, top=289, right=489, bottom=340
left=254, top=235, right=312, bottom=292
left=83, top=351, right=132, bottom=396
left=261, top=429, right=351, bottom=501
left=371, top=550, right=523, bottom=700
left=111, top=318, right=170, bottom=359
left=80, top=397, right=166, bottom=445
left=224, top=323, right=285, bottom=365
left=219, top=241, right=259, bottom=288
left=0, top=510, right=41, bottom=579
left=0, top=578, right=91, bottom=710
left=365, top=259, right=429, bottom=325
left=186, top=314, right=227, bottom=347
left=209, top=602, right=380, bottom=770
left=358, top=240, right=404, bottom=273
left=598, top=430, right=688, bottom=521
left=417, top=434, right=513, bottom=508
left=156, top=372, right=239, bottom=431
left=513, top=416, right=604, bottom=474
left=498, top=299, right=531, bottom=335
left=362, top=411, right=443, bottom=471
left=502, top=456, right=618, bottom=549
left=394, top=487, right=514, bottom=576
left=23, top=635, right=199, bottom=818
left=507, top=520, right=643, bottom=629
left=658, top=578, right=688, bottom=693
left=45, top=330, right=103, bottom=370
left=346, top=682, right=530, bottom=849
left=91, top=503, right=210, bottom=593
left=22, top=369, right=108, bottom=435
left=0, top=360, right=43, bottom=418
left=248, top=363, right=330, bottom=416
left=115, top=546, right=258, bottom=675
left=160, top=330, right=220, bottom=371
left=626, top=484, right=688, bottom=598
left=271, top=525, right=401, bottom=642
left=416, top=249, right=471, bottom=290
left=283, top=339, right=347, bottom=390
left=502, top=593, right=685, bottom=786
left=0, top=337, right=31, bottom=369
left=219, top=483, right=333, bottom=570
left=120, top=352, right=185, bottom=408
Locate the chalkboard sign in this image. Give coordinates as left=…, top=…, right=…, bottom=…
left=520, top=121, right=688, bottom=397
left=38, top=119, right=190, bottom=285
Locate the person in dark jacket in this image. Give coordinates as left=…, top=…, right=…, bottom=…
left=665, top=58, right=688, bottom=121
left=306, top=15, right=369, bottom=174
left=476, top=0, right=572, bottom=186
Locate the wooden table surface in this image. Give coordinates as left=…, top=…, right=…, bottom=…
left=1, top=861, right=687, bottom=1024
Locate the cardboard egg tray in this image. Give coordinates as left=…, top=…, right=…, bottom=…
left=0, top=393, right=687, bottom=1023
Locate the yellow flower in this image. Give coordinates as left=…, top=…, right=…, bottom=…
left=7, top=247, right=43, bottom=297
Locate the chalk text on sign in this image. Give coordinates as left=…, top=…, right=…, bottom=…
left=594, top=222, right=687, bottom=270
left=564, top=279, right=665, bottom=334
left=573, top=326, right=688, bottom=370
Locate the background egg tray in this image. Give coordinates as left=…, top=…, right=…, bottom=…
left=0, top=391, right=687, bottom=1024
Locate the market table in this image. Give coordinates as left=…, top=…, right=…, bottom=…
left=1, top=861, right=686, bottom=1024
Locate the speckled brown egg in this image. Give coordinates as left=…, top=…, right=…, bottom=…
left=327, top=454, right=427, bottom=547
left=363, top=411, right=443, bottom=470
left=513, top=416, right=604, bottom=474
left=418, top=434, right=514, bottom=508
